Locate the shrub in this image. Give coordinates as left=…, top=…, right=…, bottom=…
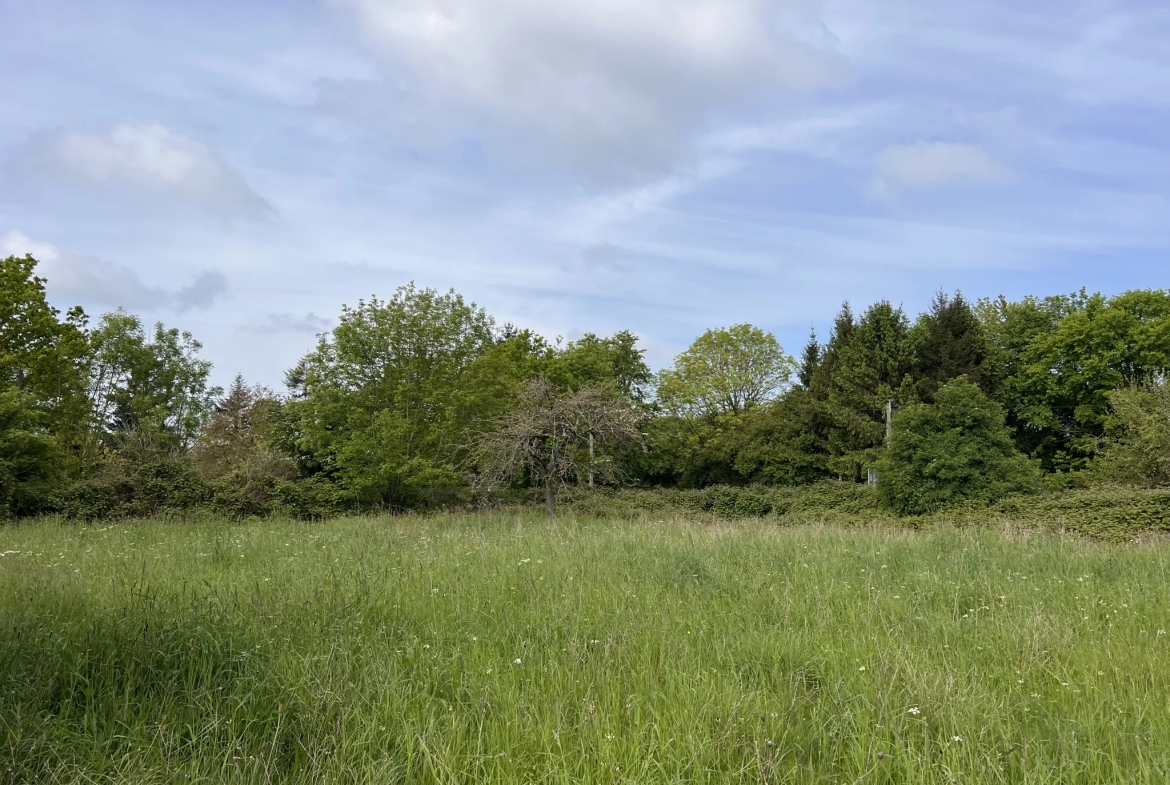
left=1098, top=383, right=1170, bottom=487
left=0, top=389, right=63, bottom=519
left=877, top=377, right=1040, bottom=515
left=57, top=453, right=208, bottom=520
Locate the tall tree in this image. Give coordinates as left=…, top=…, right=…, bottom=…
left=997, top=289, right=1170, bottom=471
left=192, top=375, right=284, bottom=480
left=819, top=301, right=914, bottom=480
left=286, top=283, right=496, bottom=506
left=912, top=290, right=987, bottom=401
left=553, top=330, right=652, bottom=400
left=0, top=254, right=90, bottom=447
left=87, top=310, right=219, bottom=449
left=656, top=324, right=794, bottom=417
left=797, top=329, right=820, bottom=390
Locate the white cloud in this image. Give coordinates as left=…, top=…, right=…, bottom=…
left=330, top=0, right=846, bottom=176
left=34, top=124, right=272, bottom=217
left=0, top=230, right=228, bottom=312
left=870, top=142, right=1011, bottom=202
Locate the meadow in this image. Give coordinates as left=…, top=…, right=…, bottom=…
left=2, top=513, right=1169, bottom=784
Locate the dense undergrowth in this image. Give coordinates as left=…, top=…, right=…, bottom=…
left=551, top=483, right=1170, bottom=542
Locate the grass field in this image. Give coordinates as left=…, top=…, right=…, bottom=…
left=2, top=514, right=1169, bottom=784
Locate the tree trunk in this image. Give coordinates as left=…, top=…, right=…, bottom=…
left=545, top=482, right=556, bottom=518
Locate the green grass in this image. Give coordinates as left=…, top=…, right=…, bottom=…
left=2, top=514, right=1169, bottom=784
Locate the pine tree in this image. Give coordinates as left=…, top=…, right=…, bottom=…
left=798, top=328, right=820, bottom=389
left=913, top=290, right=987, bottom=401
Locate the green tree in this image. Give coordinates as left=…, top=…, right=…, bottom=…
left=0, top=388, right=63, bottom=518
left=797, top=329, right=821, bottom=390
left=877, top=377, right=1040, bottom=515
left=0, top=254, right=90, bottom=451
left=285, top=283, right=496, bottom=507
left=551, top=330, right=652, bottom=400
left=822, top=301, right=914, bottom=481
left=657, top=324, right=794, bottom=417
left=912, top=291, right=987, bottom=401
left=731, top=388, right=832, bottom=485
left=87, top=310, right=220, bottom=449
left=992, top=290, right=1170, bottom=471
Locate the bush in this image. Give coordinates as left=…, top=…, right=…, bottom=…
left=877, top=377, right=1041, bottom=515
left=1098, top=383, right=1170, bottom=487
left=57, top=453, right=209, bottom=520
left=0, top=389, right=63, bottom=519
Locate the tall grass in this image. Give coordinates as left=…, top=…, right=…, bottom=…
left=2, top=514, right=1169, bottom=783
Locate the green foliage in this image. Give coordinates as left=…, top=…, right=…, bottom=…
left=983, top=485, right=1170, bottom=540
left=813, top=301, right=915, bottom=481
left=0, top=388, right=63, bottom=518
left=657, top=324, right=794, bottom=417
left=0, top=254, right=90, bottom=450
left=730, top=390, right=833, bottom=486
left=983, top=289, right=1170, bottom=470
left=87, top=309, right=220, bottom=449
left=56, top=451, right=209, bottom=521
left=8, top=247, right=1170, bottom=530
left=551, top=330, right=652, bottom=399
left=1098, top=382, right=1170, bottom=487
left=284, top=283, right=497, bottom=507
left=911, top=290, right=987, bottom=401
left=878, top=378, right=1041, bottom=515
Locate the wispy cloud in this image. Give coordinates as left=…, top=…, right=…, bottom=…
left=0, top=230, right=228, bottom=312
left=870, top=142, right=1012, bottom=202
left=25, top=124, right=272, bottom=217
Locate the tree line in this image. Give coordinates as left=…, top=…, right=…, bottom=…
left=4, top=252, right=1170, bottom=520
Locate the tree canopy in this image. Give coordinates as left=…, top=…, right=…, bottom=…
left=5, top=249, right=1170, bottom=519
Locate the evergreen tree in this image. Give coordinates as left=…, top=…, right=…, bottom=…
left=913, top=291, right=987, bottom=401
left=820, top=301, right=914, bottom=481
left=797, top=329, right=820, bottom=389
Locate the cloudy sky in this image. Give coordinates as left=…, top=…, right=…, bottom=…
left=3, top=0, right=1169, bottom=388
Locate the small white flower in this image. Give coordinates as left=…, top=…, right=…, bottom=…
left=1097, top=671, right=1105, bottom=676
left=858, top=666, right=866, bottom=671
left=486, top=669, right=492, bottom=674
left=514, top=658, right=522, bottom=665
left=1158, top=630, right=1167, bottom=637
left=908, top=707, right=921, bottom=715
left=952, top=736, right=962, bottom=743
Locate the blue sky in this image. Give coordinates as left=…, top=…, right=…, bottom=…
left=3, top=0, right=1169, bottom=388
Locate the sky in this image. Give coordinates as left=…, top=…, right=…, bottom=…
left=2, top=0, right=1169, bottom=389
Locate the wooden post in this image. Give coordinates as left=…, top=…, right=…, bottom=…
left=588, top=432, right=594, bottom=488
left=886, top=399, right=893, bottom=447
